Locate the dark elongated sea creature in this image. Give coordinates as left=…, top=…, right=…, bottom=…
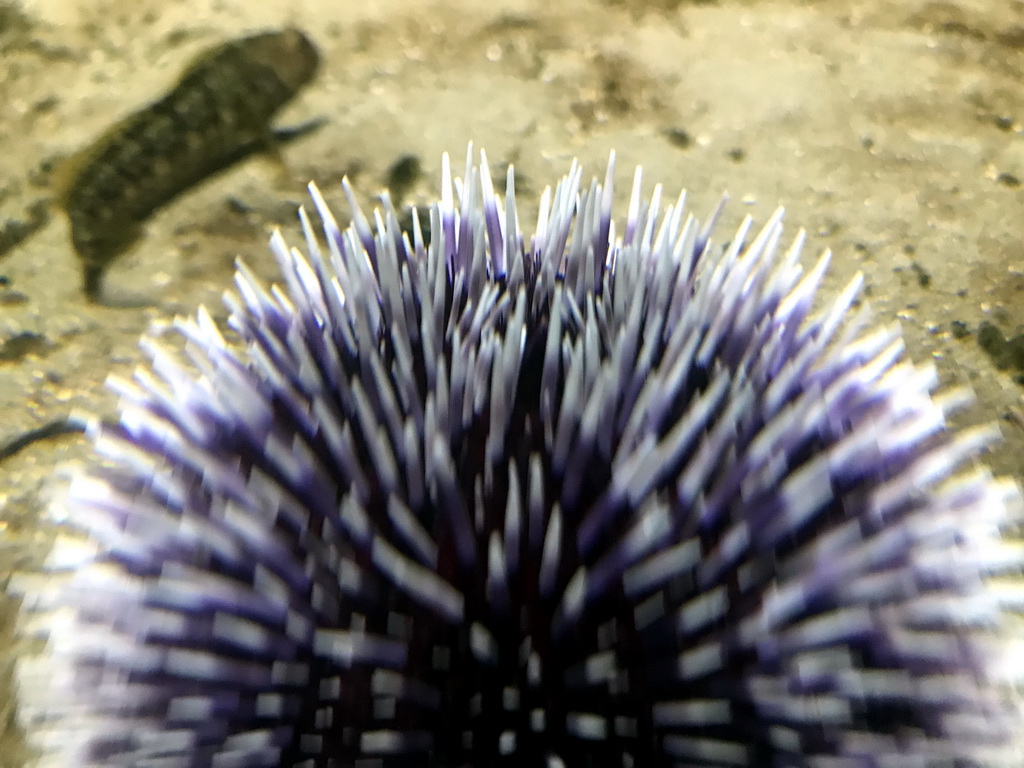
left=55, top=27, right=320, bottom=302
left=16, top=148, right=1024, bottom=767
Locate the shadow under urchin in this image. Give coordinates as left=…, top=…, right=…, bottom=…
left=15, top=146, right=1023, bottom=768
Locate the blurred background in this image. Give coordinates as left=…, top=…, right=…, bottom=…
left=2, top=0, right=1023, bottom=764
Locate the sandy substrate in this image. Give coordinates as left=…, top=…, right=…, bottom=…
left=1, top=0, right=1023, bottom=764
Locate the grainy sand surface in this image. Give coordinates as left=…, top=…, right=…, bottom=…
left=2, top=0, right=1023, bottom=764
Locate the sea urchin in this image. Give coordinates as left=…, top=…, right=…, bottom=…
left=16, top=148, right=1024, bottom=767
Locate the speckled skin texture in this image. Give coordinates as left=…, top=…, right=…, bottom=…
left=58, top=28, right=320, bottom=300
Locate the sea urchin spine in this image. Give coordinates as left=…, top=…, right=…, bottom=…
left=16, top=147, right=1024, bottom=767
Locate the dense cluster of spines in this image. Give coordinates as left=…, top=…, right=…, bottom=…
left=17, top=147, right=1023, bottom=767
